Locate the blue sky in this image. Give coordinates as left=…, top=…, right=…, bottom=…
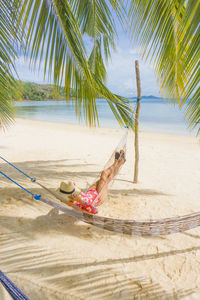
left=106, top=39, right=160, bottom=97
left=15, top=27, right=160, bottom=97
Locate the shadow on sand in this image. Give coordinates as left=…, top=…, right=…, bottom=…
left=1, top=159, right=190, bottom=299
left=0, top=159, right=99, bottom=183
left=0, top=234, right=198, bottom=300
left=0, top=158, right=169, bottom=200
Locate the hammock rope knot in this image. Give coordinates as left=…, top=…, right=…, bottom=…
left=31, top=177, right=36, bottom=182
left=33, top=194, right=42, bottom=200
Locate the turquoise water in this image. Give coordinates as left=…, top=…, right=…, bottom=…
left=14, top=98, right=195, bottom=136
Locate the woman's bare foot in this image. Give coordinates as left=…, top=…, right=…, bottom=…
left=120, top=150, right=126, bottom=162
left=115, top=152, right=120, bottom=160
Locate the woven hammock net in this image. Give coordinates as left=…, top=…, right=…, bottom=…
left=88, top=127, right=129, bottom=199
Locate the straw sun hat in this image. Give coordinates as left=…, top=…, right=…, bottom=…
left=57, top=181, right=81, bottom=199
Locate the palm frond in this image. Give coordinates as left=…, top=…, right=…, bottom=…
left=18, top=0, right=133, bottom=128
left=69, top=0, right=117, bottom=62
left=128, top=0, right=200, bottom=134
left=179, top=0, right=200, bottom=133
left=0, top=0, right=21, bottom=128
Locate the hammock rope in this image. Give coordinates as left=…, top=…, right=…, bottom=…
left=0, top=270, right=30, bottom=300
left=0, top=170, right=41, bottom=200
left=125, top=97, right=140, bottom=129
left=0, top=156, right=36, bottom=182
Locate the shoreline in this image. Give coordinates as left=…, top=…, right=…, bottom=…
left=14, top=99, right=197, bottom=137
left=15, top=117, right=198, bottom=139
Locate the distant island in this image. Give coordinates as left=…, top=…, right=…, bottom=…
left=18, top=81, right=75, bottom=101
left=130, top=95, right=161, bottom=100
left=18, top=81, right=161, bottom=101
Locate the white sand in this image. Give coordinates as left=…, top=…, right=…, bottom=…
left=0, top=118, right=200, bottom=299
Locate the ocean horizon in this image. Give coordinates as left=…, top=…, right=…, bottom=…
left=14, top=97, right=196, bottom=136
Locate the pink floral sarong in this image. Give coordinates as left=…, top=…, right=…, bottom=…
left=74, top=189, right=101, bottom=214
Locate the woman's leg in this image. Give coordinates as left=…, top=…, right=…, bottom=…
left=88, top=156, right=119, bottom=190
left=96, top=154, right=125, bottom=199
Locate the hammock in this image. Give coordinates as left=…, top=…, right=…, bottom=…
left=37, top=195, right=200, bottom=236
left=0, top=270, right=29, bottom=300
left=1, top=150, right=200, bottom=236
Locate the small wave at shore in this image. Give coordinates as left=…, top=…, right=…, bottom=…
left=14, top=98, right=195, bottom=136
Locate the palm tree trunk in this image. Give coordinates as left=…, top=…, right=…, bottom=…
left=133, top=60, right=141, bottom=183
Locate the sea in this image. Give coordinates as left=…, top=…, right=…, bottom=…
left=14, top=97, right=196, bottom=136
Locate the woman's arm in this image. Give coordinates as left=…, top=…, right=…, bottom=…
left=68, top=193, right=86, bottom=206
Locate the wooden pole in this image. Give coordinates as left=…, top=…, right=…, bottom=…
left=133, top=60, right=141, bottom=183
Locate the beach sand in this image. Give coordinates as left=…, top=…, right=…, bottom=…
left=0, top=118, right=200, bottom=299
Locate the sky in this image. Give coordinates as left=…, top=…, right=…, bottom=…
left=106, top=40, right=160, bottom=97
left=15, top=20, right=161, bottom=98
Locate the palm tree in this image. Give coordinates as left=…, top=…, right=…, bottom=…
left=1, top=0, right=199, bottom=133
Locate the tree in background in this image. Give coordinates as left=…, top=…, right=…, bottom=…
left=21, top=82, right=46, bottom=100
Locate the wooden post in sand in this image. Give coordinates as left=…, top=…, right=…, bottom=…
left=133, top=60, right=141, bottom=183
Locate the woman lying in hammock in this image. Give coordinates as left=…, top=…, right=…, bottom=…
left=57, top=150, right=126, bottom=214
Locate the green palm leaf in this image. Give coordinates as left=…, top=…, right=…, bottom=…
left=128, top=0, right=200, bottom=133
left=18, top=0, right=133, bottom=128
left=0, top=0, right=21, bottom=127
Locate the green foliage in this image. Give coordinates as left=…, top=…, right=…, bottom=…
left=19, top=81, right=76, bottom=100
left=21, top=82, right=46, bottom=100
left=18, top=0, right=133, bottom=128
left=128, top=0, right=200, bottom=133
left=0, top=0, right=21, bottom=127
